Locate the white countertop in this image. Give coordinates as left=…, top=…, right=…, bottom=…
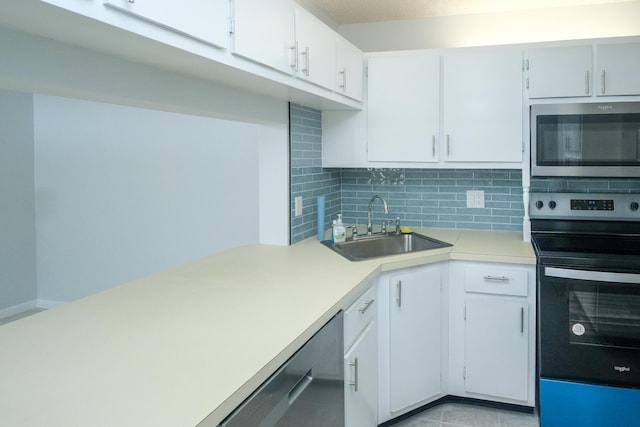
left=0, top=228, right=534, bottom=427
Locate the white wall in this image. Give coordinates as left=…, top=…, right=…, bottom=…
left=340, top=2, right=640, bottom=51
left=0, top=90, right=37, bottom=313
left=33, top=95, right=265, bottom=304
left=0, top=25, right=291, bottom=307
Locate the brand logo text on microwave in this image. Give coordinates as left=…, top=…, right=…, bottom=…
left=614, top=366, right=631, bottom=373
left=598, top=105, right=614, bottom=111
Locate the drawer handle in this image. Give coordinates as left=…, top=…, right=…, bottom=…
left=358, top=299, right=375, bottom=314
left=349, top=358, right=359, bottom=392
left=288, top=368, right=313, bottom=405
left=483, top=275, right=509, bottom=281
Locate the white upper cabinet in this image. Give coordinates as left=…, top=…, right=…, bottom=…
left=232, top=1, right=341, bottom=91
left=104, top=0, right=229, bottom=48
left=527, top=45, right=593, bottom=98
left=336, top=37, right=364, bottom=101
left=367, top=52, right=441, bottom=163
left=527, top=42, right=640, bottom=98
left=595, top=43, right=640, bottom=96
left=332, top=46, right=524, bottom=168
left=231, top=0, right=296, bottom=73
left=442, top=46, right=523, bottom=163
left=293, top=6, right=337, bottom=90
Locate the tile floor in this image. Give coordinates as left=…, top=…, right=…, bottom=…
left=394, top=403, right=539, bottom=427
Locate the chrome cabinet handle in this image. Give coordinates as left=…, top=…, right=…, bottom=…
left=348, top=358, right=359, bottom=391
left=520, top=307, right=525, bottom=334
left=339, top=68, right=347, bottom=91
left=358, top=299, right=375, bottom=314
left=396, top=280, right=402, bottom=308
left=301, top=46, right=310, bottom=76
left=446, top=135, right=450, bottom=156
left=483, top=275, right=509, bottom=281
left=601, top=69, right=606, bottom=94
left=585, top=70, right=590, bottom=95
left=349, top=358, right=359, bottom=391
left=432, top=135, right=436, bottom=158
left=290, top=42, right=299, bottom=71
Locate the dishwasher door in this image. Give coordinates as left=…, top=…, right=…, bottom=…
left=219, top=312, right=344, bottom=427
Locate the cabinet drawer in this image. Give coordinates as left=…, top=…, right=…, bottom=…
left=464, top=266, right=528, bottom=297
left=344, top=283, right=377, bottom=349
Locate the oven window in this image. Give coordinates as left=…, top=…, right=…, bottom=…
left=537, top=113, right=640, bottom=166
left=569, top=288, right=640, bottom=349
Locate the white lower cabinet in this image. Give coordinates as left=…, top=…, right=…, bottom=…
left=344, top=282, right=378, bottom=427
left=464, top=295, right=529, bottom=401
left=449, top=261, right=536, bottom=407
left=345, top=322, right=377, bottom=427
left=378, top=263, right=444, bottom=424
left=348, top=259, right=535, bottom=425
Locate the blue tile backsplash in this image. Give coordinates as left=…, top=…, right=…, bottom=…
left=340, top=168, right=524, bottom=232
left=290, top=104, right=340, bottom=243
left=290, top=105, right=640, bottom=243
left=290, top=104, right=526, bottom=243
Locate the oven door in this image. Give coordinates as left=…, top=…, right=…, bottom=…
left=539, top=265, right=640, bottom=387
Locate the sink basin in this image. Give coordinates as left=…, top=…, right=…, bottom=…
left=321, top=232, right=452, bottom=261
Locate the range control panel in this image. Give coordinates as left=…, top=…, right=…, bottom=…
left=570, top=199, right=615, bottom=211
left=530, top=192, right=640, bottom=220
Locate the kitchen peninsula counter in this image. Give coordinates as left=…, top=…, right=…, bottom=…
left=0, top=228, right=534, bottom=427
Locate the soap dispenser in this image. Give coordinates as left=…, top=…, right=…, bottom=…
left=333, top=214, right=346, bottom=243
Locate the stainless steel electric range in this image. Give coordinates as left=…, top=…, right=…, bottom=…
left=530, top=192, right=640, bottom=427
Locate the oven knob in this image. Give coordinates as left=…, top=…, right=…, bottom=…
left=535, top=200, right=544, bottom=209
left=631, top=202, right=639, bottom=211
left=549, top=201, right=557, bottom=210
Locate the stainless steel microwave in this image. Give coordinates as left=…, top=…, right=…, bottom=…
left=531, top=102, right=640, bottom=177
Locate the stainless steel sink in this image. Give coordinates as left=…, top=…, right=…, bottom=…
left=321, top=232, right=452, bottom=261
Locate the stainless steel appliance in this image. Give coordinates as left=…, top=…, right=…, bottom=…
left=219, top=312, right=344, bottom=427
left=531, top=102, right=640, bottom=177
left=530, top=193, right=640, bottom=427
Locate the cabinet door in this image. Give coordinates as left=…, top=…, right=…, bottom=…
left=294, top=6, right=336, bottom=90
left=596, top=43, right=640, bottom=96
left=232, top=0, right=295, bottom=73
left=336, top=37, right=364, bottom=101
left=104, top=0, right=228, bottom=48
left=345, top=322, right=378, bottom=427
left=367, top=53, right=440, bottom=163
left=527, top=45, right=593, bottom=98
left=389, top=265, right=442, bottom=413
left=442, top=46, right=523, bottom=163
left=464, top=295, right=529, bottom=401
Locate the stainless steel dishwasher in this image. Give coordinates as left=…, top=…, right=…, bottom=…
left=219, top=312, right=344, bottom=427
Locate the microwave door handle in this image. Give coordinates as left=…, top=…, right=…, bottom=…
left=545, top=267, right=640, bottom=284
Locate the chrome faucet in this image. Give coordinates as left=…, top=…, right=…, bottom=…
left=367, top=195, right=389, bottom=234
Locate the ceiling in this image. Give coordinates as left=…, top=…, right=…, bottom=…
left=298, top=0, right=634, bottom=25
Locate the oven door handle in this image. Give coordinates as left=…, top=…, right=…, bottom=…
left=545, top=267, right=640, bottom=284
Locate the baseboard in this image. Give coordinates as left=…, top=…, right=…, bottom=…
left=36, top=299, right=66, bottom=309
left=0, top=300, right=38, bottom=320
